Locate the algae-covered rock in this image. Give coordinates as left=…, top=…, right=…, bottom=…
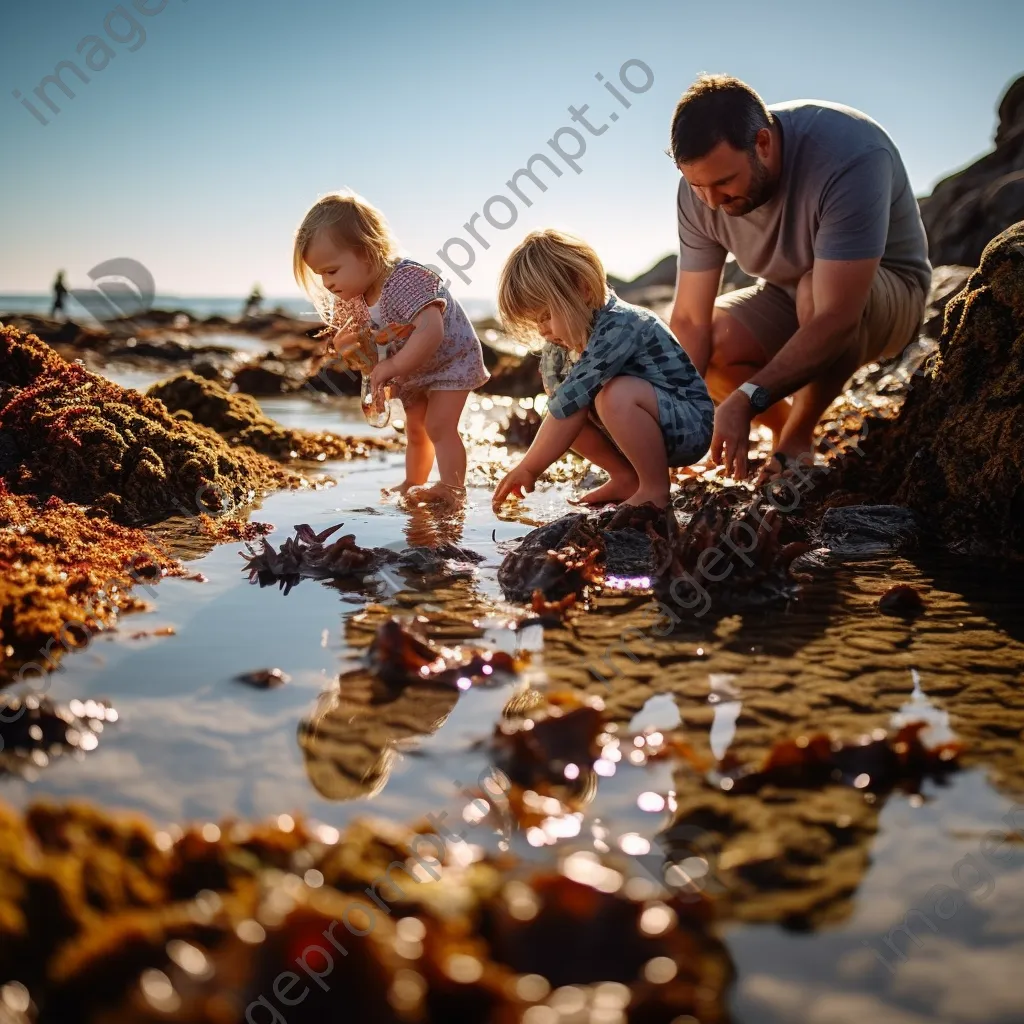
left=146, top=371, right=397, bottom=460
left=844, top=222, right=1024, bottom=557
left=0, top=326, right=292, bottom=524
left=0, top=483, right=182, bottom=660
left=0, top=799, right=733, bottom=1024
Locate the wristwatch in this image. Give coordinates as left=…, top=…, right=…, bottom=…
left=737, top=381, right=772, bottom=413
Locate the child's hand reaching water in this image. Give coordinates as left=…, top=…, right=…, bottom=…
left=492, top=465, right=538, bottom=512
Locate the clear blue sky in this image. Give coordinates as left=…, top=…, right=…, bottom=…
left=1, top=0, right=1021, bottom=302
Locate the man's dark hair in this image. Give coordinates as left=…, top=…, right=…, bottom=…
left=670, top=74, right=773, bottom=164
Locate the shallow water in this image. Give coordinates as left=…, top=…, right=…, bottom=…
left=6, top=362, right=1024, bottom=1023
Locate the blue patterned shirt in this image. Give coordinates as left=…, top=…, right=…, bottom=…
left=540, top=293, right=710, bottom=419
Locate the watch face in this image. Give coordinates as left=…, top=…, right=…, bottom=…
left=751, top=386, right=771, bottom=412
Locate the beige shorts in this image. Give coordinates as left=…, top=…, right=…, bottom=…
left=715, top=266, right=927, bottom=363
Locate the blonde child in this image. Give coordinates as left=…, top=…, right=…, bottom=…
left=492, top=229, right=715, bottom=511
left=293, top=190, right=489, bottom=502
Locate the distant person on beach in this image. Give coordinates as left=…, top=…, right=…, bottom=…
left=492, top=229, right=714, bottom=511
left=242, top=284, right=263, bottom=318
left=667, top=74, right=932, bottom=481
left=51, top=270, right=68, bottom=319
left=294, top=190, right=489, bottom=505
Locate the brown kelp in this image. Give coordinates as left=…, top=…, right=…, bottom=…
left=239, top=523, right=385, bottom=595
left=652, top=492, right=811, bottom=615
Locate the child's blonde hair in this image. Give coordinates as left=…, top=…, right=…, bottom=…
left=497, top=229, right=608, bottom=350
left=292, top=189, right=399, bottom=322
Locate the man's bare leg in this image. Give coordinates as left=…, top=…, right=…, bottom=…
left=771, top=271, right=865, bottom=467
left=705, top=309, right=792, bottom=447
left=570, top=419, right=639, bottom=505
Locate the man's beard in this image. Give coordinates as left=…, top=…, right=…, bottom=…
left=725, top=154, right=777, bottom=216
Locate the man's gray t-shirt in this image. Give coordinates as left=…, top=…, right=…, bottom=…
left=676, top=100, right=932, bottom=297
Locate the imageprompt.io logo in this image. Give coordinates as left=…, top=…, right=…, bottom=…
left=70, top=257, right=155, bottom=325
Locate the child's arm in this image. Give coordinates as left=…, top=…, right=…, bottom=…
left=369, top=304, right=444, bottom=390
left=492, top=406, right=588, bottom=510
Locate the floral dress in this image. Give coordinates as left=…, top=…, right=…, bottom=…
left=328, top=259, right=489, bottom=403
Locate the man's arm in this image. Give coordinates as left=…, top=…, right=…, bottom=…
left=710, top=256, right=878, bottom=478
left=667, top=266, right=722, bottom=376
left=746, top=256, right=879, bottom=400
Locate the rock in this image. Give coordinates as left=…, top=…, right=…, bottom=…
left=922, top=265, right=974, bottom=339
left=234, top=668, right=291, bottom=688
left=0, top=695, right=116, bottom=774
left=476, top=347, right=542, bottom=397
left=0, top=313, right=108, bottom=349
left=147, top=372, right=396, bottom=461
left=878, top=584, right=927, bottom=617
left=919, top=74, right=1024, bottom=267
left=105, top=335, right=236, bottom=361
left=839, top=222, right=1024, bottom=558
left=0, top=326, right=292, bottom=524
left=498, top=508, right=661, bottom=604
left=498, top=407, right=542, bottom=447
left=230, top=357, right=306, bottom=396
left=815, top=505, right=920, bottom=557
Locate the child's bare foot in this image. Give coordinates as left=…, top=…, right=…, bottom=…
left=383, top=479, right=422, bottom=496
left=571, top=474, right=639, bottom=506
left=620, top=488, right=670, bottom=509
left=404, top=481, right=467, bottom=510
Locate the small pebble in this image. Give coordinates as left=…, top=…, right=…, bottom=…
left=235, top=668, right=291, bottom=688
left=878, top=584, right=926, bottom=617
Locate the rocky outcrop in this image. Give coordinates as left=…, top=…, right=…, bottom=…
left=0, top=326, right=292, bottom=524
left=146, top=372, right=397, bottom=461
left=841, top=221, right=1024, bottom=558
left=919, top=73, right=1024, bottom=267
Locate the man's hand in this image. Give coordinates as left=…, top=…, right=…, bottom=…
left=710, top=390, right=755, bottom=480
left=370, top=358, right=399, bottom=392
left=492, top=464, right=537, bottom=512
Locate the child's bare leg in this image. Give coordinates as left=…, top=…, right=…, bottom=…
left=414, top=390, right=468, bottom=500
left=392, top=396, right=433, bottom=493
left=593, top=377, right=670, bottom=507
left=570, top=419, right=639, bottom=505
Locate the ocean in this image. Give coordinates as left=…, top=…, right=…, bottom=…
left=0, top=293, right=496, bottom=323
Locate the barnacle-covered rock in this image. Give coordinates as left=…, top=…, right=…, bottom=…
left=497, top=515, right=606, bottom=604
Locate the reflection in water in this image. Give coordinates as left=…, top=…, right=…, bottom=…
left=892, top=667, right=955, bottom=746
left=708, top=672, right=743, bottom=762
left=298, top=668, right=459, bottom=801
